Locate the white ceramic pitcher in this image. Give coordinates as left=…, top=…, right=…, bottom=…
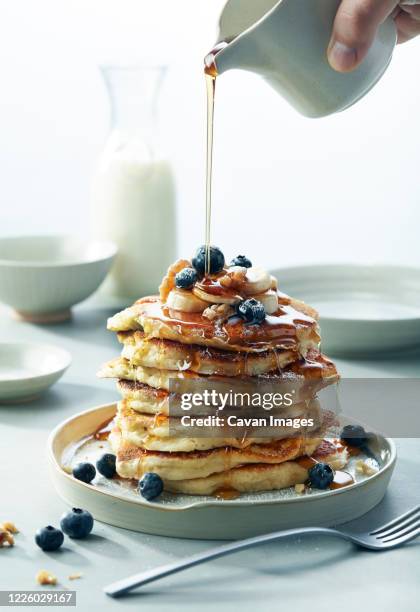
left=211, top=0, right=397, bottom=118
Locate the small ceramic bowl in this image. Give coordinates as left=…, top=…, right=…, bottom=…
left=0, top=343, right=71, bottom=402
left=0, top=236, right=117, bottom=323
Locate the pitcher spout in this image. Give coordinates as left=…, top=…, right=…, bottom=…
left=209, top=35, right=262, bottom=77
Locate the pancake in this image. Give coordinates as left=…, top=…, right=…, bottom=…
left=107, top=295, right=321, bottom=354
left=117, top=380, right=171, bottom=415
left=99, top=350, right=339, bottom=397
left=118, top=330, right=298, bottom=376
left=109, top=428, right=325, bottom=480
left=165, top=441, right=349, bottom=495
left=116, top=399, right=323, bottom=452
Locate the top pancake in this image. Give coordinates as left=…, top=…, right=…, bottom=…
left=107, top=295, right=320, bottom=354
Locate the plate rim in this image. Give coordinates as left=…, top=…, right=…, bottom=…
left=48, top=402, right=397, bottom=512
left=270, top=263, right=420, bottom=325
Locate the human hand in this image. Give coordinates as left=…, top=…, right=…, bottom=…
left=327, top=0, right=420, bottom=72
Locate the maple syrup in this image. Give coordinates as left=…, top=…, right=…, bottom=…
left=94, top=416, right=115, bottom=441
left=203, top=42, right=228, bottom=275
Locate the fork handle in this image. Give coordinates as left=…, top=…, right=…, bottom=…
left=104, top=526, right=344, bottom=597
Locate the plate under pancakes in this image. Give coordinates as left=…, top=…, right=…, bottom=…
left=107, top=295, right=321, bottom=354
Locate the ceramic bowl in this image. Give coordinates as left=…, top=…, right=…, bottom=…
left=0, top=236, right=117, bottom=323
left=271, top=264, right=420, bottom=356
left=48, top=403, right=396, bottom=540
left=0, top=342, right=71, bottom=402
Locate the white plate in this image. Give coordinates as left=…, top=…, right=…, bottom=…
left=48, top=403, right=396, bottom=540
left=0, top=343, right=71, bottom=402
left=271, top=264, right=420, bottom=355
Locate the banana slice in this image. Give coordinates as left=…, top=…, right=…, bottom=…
left=166, top=289, right=207, bottom=313
left=243, top=267, right=272, bottom=295
left=251, top=290, right=279, bottom=315
left=193, top=285, right=241, bottom=306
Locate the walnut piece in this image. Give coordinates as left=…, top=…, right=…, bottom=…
left=203, top=304, right=235, bottom=322
left=36, top=570, right=57, bottom=586
left=159, top=259, right=191, bottom=302
left=0, top=529, right=14, bottom=547
left=1, top=521, right=18, bottom=534
left=356, top=459, right=379, bottom=476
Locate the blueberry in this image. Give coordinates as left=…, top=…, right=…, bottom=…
left=237, top=298, right=266, bottom=324
left=35, top=526, right=64, bottom=551
left=138, top=472, right=164, bottom=501
left=96, top=453, right=116, bottom=479
left=175, top=267, right=198, bottom=290
left=230, top=255, right=252, bottom=268
left=60, top=508, right=94, bottom=539
left=72, top=462, right=96, bottom=484
left=308, top=463, right=334, bottom=489
left=341, top=425, right=368, bottom=447
left=192, top=246, right=225, bottom=275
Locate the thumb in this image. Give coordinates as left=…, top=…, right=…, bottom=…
left=327, top=0, right=398, bottom=72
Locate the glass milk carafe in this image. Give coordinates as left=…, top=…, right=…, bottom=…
left=90, top=65, right=176, bottom=300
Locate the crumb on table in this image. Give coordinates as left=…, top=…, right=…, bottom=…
left=36, top=570, right=57, bottom=586
left=68, top=573, right=82, bottom=581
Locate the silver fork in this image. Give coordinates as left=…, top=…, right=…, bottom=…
left=104, top=505, right=420, bottom=598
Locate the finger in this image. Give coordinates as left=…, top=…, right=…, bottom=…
left=328, top=0, right=398, bottom=72
left=396, top=10, right=420, bottom=42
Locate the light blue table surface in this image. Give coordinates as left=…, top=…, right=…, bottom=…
left=0, top=301, right=419, bottom=611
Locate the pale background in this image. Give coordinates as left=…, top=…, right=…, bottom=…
left=1, top=0, right=419, bottom=270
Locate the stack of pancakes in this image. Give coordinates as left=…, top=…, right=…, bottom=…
left=99, top=258, right=348, bottom=496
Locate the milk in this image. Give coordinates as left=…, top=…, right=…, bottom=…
left=90, top=132, right=177, bottom=300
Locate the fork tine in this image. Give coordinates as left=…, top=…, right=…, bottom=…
left=375, top=510, right=420, bottom=539
left=381, top=520, right=420, bottom=543
left=381, top=525, right=420, bottom=547
left=370, top=505, right=420, bottom=535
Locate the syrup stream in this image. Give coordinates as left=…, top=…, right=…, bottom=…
left=205, top=73, right=216, bottom=276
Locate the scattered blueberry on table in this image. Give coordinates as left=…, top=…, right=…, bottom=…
left=237, top=298, right=266, bottom=324
left=341, top=425, right=368, bottom=447
left=72, top=462, right=96, bottom=484
left=96, top=453, right=117, bottom=479
left=230, top=255, right=252, bottom=268
left=35, top=526, right=64, bottom=551
left=60, top=508, right=94, bottom=539
left=192, top=245, right=225, bottom=275
left=138, top=472, right=164, bottom=501
left=308, top=463, right=334, bottom=489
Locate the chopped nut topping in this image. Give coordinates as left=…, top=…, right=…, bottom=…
left=219, top=266, right=247, bottom=290
left=355, top=459, right=379, bottom=476
left=0, top=529, right=14, bottom=547
left=36, top=570, right=57, bottom=586
left=159, top=259, right=191, bottom=302
left=68, top=573, right=82, bottom=581
left=294, top=484, right=305, bottom=494
left=203, top=304, right=235, bottom=322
